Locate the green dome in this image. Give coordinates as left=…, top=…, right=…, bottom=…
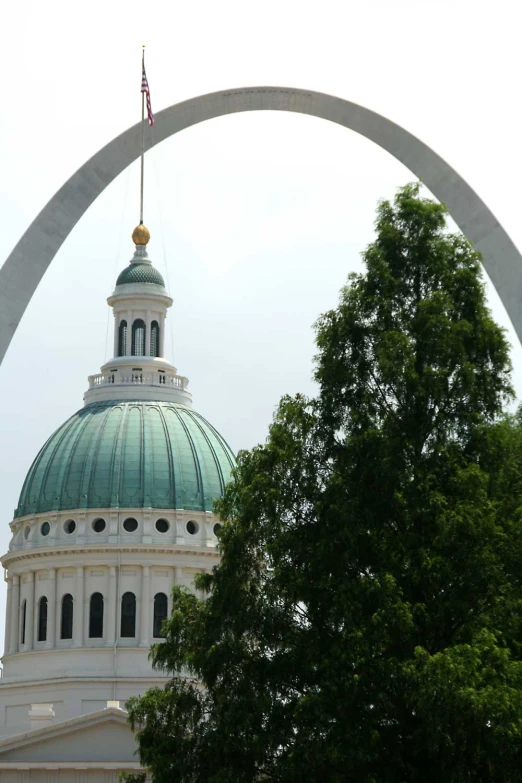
left=15, top=401, right=235, bottom=518
left=116, top=263, right=165, bottom=287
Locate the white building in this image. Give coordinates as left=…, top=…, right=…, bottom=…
left=0, top=224, right=235, bottom=780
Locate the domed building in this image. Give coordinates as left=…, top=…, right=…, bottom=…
left=0, top=226, right=235, bottom=778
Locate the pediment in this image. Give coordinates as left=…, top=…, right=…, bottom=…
left=0, top=708, right=138, bottom=763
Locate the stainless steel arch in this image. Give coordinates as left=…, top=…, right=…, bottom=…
left=2, top=86, right=521, bottom=365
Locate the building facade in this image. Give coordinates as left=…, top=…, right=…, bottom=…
left=0, top=225, right=235, bottom=780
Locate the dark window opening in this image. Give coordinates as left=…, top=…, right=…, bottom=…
left=118, top=321, right=127, bottom=356
left=155, top=518, right=169, bottom=533
left=61, top=593, right=73, bottom=639
left=150, top=321, right=160, bottom=357
left=120, top=592, right=136, bottom=638
left=123, top=518, right=138, bottom=533
left=38, top=596, right=48, bottom=642
left=64, top=519, right=76, bottom=534
left=89, top=592, right=104, bottom=639
left=153, top=593, right=168, bottom=638
left=92, top=518, right=106, bottom=533
left=118, top=320, right=128, bottom=356
left=131, top=319, right=146, bottom=357
left=20, top=600, right=27, bottom=645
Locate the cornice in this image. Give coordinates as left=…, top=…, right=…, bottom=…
left=2, top=541, right=221, bottom=568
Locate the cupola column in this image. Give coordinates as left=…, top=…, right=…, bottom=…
left=4, top=577, right=12, bottom=656
left=45, top=569, right=56, bottom=649
left=139, top=566, right=150, bottom=647
left=73, top=567, right=84, bottom=647
left=8, top=575, right=19, bottom=655
left=24, top=572, right=35, bottom=651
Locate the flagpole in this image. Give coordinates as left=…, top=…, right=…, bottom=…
left=140, top=45, right=146, bottom=225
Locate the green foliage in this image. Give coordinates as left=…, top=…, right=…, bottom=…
left=123, top=184, right=522, bottom=782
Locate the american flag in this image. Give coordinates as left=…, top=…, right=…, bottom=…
left=141, top=65, right=154, bottom=127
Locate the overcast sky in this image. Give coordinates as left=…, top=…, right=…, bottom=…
left=0, top=0, right=521, bottom=651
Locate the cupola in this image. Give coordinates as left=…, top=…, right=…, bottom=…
left=84, top=227, right=191, bottom=406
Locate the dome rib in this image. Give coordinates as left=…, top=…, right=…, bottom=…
left=15, top=401, right=235, bottom=518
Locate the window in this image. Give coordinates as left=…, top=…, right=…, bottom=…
left=92, top=518, right=106, bottom=533
left=38, top=596, right=48, bottom=642
left=120, top=592, right=136, bottom=638
left=89, top=592, right=104, bottom=638
left=213, top=523, right=222, bottom=536
left=153, top=593, right=168, bottom=638
left=123, top=517, right=138, bottom=533
left=61, top=594, right=73, bottom=639
left=20, top=599, right=26, bottom=645
left=186, top=520, right=199, bottom=535
left=41, top=521, right=50, bottom=537
left=155, top=518, right=169, bottom=533
left=150, top=321, right=160, bottom=357
left=118, top=320, right=128, bottom=356
left=131, top=319, right=146, bottom=356
left=64, top=519, right=76, bottom=534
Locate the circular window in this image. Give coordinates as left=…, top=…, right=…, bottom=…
left=41, top=522, right=50, bottom=537
left=123, top=518, right=138, bottom=533
left=24, top=526, right=30, bottom=540
left=155, top=519, right=169, bottom=533
left=64, top=519, right=76, bottom=535
left=213, top=523, right=221, bottom=536
left=186, top=520, right=199, bottom=535
left=92, top=518, right=106, bottom=533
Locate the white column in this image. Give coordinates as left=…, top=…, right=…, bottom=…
left=25, top=572, right=35, bottom=650
left=45, top=569, right=56, bottom=649
left=73, top=567, right=84, bottom=647
left=146, top=310, right=151, bottom=356
left=8, top=575, right=19, bottom=654
left=139, top=566, right=150, bottom=647
left=159, top=313, right=166, bottom=357
left=106, top=566, right=117, bottom=646
left=113, top=314, right=119, bottom=357
left=4, top=576, right=12, bottom=657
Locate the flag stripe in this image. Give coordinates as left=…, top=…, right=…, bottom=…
left=141, top=65, right=155, bottom=127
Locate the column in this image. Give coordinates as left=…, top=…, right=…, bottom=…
left=105, top=566, right=117, bottom=646
left=45, top=569, right=56, bottom=649
left=25, top=572, right=35, bottom=650
left=72, top=567, right=84, bottom=647
left=159, top=313, right=166, bottom=357
left=113, top=313, right=119, bottom=357
left=8, top=575, right=19, bottom=654
left=4, top=577, right=12, bottom=656
left=139, top=566, right=150, bottom=647
left=146, top=310, right=151, bottom=356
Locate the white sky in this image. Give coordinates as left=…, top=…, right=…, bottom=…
left=1, top=0, right=522, bottom=652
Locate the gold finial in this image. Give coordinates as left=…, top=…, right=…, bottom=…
left=132, top=223, right=150, bottom=246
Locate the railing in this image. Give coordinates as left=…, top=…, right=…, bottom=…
left=88, top=373, right=189, bottom=391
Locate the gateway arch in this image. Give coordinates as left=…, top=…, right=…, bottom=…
left=1, top=86, right=521, bottom=365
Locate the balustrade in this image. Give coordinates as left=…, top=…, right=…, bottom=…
left=88, top=372, right=188, bottom=390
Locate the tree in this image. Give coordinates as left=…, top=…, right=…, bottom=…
left=124, top=183, right=522, bottom=782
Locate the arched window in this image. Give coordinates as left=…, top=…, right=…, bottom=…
left=131, top=319, right=146, bottom=356
left=118, top=320, right=128, bottom=356
left=38, top=596, right=48, bottom=642
left=20, top=599, right=27, bottom=645
left=153, top=592, right=168, bottom=638
left=61, top=594, right=73, bottom=639
left=120, top=592, right=136, bottom=638
left=150, top=321, right=160, bottom=357
left=89, top=592, right=104, bottom=639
